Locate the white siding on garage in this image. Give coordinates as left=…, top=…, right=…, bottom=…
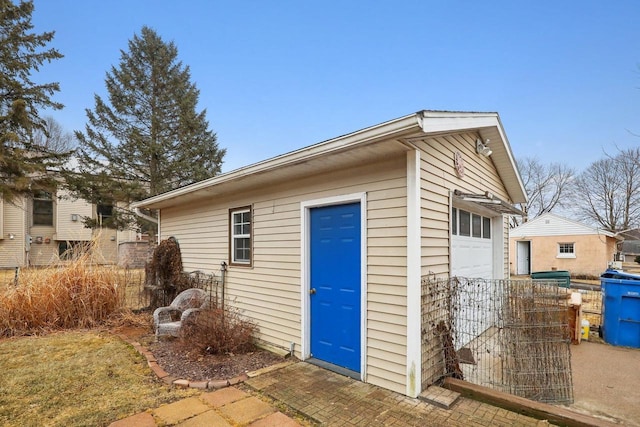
left=510, top=212, right=613, bottom=238
left=160, top=154, right=409, bottom=394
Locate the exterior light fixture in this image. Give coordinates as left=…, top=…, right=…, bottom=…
left=476, top=138, right=492, bottom=157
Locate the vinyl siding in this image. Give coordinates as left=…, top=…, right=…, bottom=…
left=416, top=133, right=512, bottom=278
left=0, top=198, right=26, bottom=268
left=160, top=154, right=409, bottom=394
left=55, top=190, right=93, bottom=241
left=1, top=190, right=131, bottom=267
left=510, top=213, right=610, bottom=237
left=28, top=224, right=57, bottom=266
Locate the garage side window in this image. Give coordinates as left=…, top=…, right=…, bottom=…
left=230, top=206, right=252, bottom=266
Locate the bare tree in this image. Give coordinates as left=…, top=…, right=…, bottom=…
left=31, top=116, right=76, bottom=154
left=573, top=148, right=640, bottom=232
left=516, top=157, right=576, bottom=224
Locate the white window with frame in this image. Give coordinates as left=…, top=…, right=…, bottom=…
left=230, top=206, right=252, bottom=266
left=557, top=242, right=575, bottom=258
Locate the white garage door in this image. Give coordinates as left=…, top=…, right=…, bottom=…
left=451, top=208, right=493, bottom=279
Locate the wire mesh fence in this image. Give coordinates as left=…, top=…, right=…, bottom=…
left=422, top=276, right=574, bottom=404
left=142, top=269, right=222, bottom=311
left=570, top=284, right=602, bottom=331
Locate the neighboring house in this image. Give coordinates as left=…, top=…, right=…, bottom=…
left=0, top=189, right=140, bottom=268
left=132, top=110, right=526, bottom=398
left=509, top=212, right=622, bottom=277
left=619, top=228, right=640, bottom=259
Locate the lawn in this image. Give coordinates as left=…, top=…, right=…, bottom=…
left=0, top=330, right=198, bottom=427
left=0, top=265, right=198, bottom=426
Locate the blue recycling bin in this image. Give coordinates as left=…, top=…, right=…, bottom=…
left=601, top=269, right=640, bottom=348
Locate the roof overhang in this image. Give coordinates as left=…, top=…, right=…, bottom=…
left=133, top=110, right=528, bottom=210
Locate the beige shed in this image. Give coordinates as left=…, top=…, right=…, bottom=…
left=133, top=110, right=526, bottom=397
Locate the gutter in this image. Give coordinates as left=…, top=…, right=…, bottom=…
left=132, top=112, right=424, bottom=209
left=133, top=207, right=158, bottom=224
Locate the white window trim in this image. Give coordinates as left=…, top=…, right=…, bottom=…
left=230, top=206, right=252, bottom=265
left=557, top=243, right=576, bottom=259
left=300, top=192, right=367, bottom=381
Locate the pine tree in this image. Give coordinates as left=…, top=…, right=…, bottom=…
left=0, top=0, right=67, bottom=201
left=65, top=26, right=225, bottom=230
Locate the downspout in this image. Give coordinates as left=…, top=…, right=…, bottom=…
left=133, top=207, right=158, bottom=224
left=133, top=207, right=160, bottom=243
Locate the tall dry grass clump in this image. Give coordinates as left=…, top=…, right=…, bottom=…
left=0, top=255, right=125, bottom=337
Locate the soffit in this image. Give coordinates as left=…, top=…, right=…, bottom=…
left=143, top=140, right=412, bottom=209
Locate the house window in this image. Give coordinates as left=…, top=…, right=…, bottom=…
left=558, top=243, right=575, bottom=258
left=33, top=191, right=53, bottom=226
left=230, top=206, right=252, bottom=265
left=97, top=204, right=114, bottom=227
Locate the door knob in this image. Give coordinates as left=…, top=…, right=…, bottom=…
left=309, top=288, right=316, bottom=295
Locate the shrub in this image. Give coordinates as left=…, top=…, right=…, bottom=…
left=145, top=237, right=187, bottom=310
left=179, top=306, right=258, bottom=355
left=0, top=258, right=125, bottom=337
left=635, top=255, right=640, bottom=265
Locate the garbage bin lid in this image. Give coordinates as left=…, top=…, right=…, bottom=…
left=600, top=268, right=640, bottom=280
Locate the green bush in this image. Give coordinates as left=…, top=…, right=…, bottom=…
left=635, top=255, right=640, bottom=265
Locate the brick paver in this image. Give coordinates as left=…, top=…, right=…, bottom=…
left=248, top=411, right=302, bottom=426
left=243, top=362, right=548, bottom=426
left=152, top=397, right=211, bottom=425
left=200, top=387, right=249, bottom=407
left=218, top=396, right=275, bottom=424
left=175, top=409, right=231, bottom=427
left=108, top=411, right=156, bottom=427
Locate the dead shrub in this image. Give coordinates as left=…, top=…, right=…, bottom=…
left=0, top=258, right=125, bottom=337
left=179, top=307, right=258, bottom=355
left=145, top=237, right=187, bottom=309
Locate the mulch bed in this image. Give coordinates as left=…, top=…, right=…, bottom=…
left=148, top=338, right=286, bottom=381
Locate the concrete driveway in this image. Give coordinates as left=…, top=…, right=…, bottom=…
left=569, top=340, right=640, bottom=426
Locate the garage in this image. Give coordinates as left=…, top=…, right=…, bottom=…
left=451, top=206, right=495, bottom=279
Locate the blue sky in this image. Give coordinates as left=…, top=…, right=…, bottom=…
left=31, top=1, right=640, bottom=173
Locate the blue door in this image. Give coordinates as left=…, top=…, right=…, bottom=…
left=310, top=202, right=361, bottom=373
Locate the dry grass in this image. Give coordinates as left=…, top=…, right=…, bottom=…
left=0, top=259, right=126, bottom=336
left=0, top=253, right=149, bottom=337
left=0, top=254, right=201, bottom=426
left=0, top=330, right=197, bottom=426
